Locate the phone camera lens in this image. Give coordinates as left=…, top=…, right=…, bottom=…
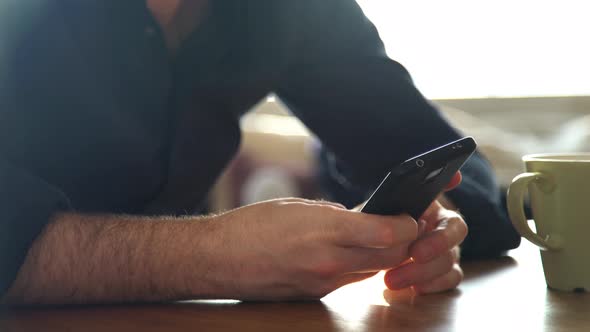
left=416, top=159, right=425, bottom=167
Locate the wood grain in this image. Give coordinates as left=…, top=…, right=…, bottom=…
left=1, top=241, right=588, bottom=332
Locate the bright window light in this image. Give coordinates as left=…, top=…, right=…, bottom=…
left=356, top=0, right=590, bottom=99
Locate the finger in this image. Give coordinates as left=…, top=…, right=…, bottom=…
left=421, top=200, right=464, bottom=229
left=335, top=245, right=413, bottom=274
left=383, top=250, right=456, bottom=290
left=409, top=213, right=467, bottom=263
left=412, top=264, right=464, bottom=294
left=419, top=200, right=443, bottom=226
left=416, top=219, right=428, bottom=237
left=452, top=246, right=462, bottom=262
left=330, top=211, right=418, bottom=249
left=417, top=201, right=444, bottom=236
left=444, top=171, right=462, bottom=191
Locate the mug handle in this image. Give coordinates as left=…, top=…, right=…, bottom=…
left=507, top=172, right=563, bottom=251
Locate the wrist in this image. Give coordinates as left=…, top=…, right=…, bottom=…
left=166, top=214, right=233, bottom=300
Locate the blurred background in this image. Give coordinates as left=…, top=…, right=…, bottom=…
left=209, top=0, right=590, bottom=212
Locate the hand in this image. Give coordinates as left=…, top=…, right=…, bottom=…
left=384, top=172, right=468, bottom=294
left=206, top=198, right=419, bottom=301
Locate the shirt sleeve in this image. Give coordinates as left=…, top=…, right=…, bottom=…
left=0, top=0, right=72, bottom=296
left=0, top=162, right=71, bottom=295
left=275, top=0, right=520, bottom=258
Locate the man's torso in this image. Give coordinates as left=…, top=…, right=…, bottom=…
left=0, top=0, right=297, bottom=215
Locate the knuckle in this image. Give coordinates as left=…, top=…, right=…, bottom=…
left=449, top=214, right=468, bottom=240
left=305, top=255, right=343, bottom=280
left=454, top=264, right=464, bottom=283
left=374, top=221, right=396, bottom=247
left=439, top=220, right=466, bottom=250
left=457, top=218, right=469, bottom=240
left=430, top=233, right=449, bottom=254
left=374, top=215, right=418, bottom=247
left=442, top=251, right=456, bottom=270
left=450, top=266, right=464, bottom=288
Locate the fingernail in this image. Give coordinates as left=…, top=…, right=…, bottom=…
left=399, top=215, right=419, bottom=242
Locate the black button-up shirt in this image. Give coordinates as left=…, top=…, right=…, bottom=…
left=0, top=0, right=520, bottom=295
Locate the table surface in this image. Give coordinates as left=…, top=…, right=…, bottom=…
left=1, top=241, right=589, bottom=332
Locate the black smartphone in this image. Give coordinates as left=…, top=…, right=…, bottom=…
left=360, top=137, right=477, bottom=219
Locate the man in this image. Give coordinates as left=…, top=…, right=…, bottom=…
left=0, top=0, right=520, bottom=305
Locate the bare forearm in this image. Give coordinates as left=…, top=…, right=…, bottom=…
left=2, top=197, right=435, bottom=305
left=2, top=212, right=221, bottom=306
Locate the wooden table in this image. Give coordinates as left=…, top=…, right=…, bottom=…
left=1, top=242, right=588, bottom=332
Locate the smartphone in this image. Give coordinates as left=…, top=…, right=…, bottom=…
left=360, top=137, right=477, bottom=219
